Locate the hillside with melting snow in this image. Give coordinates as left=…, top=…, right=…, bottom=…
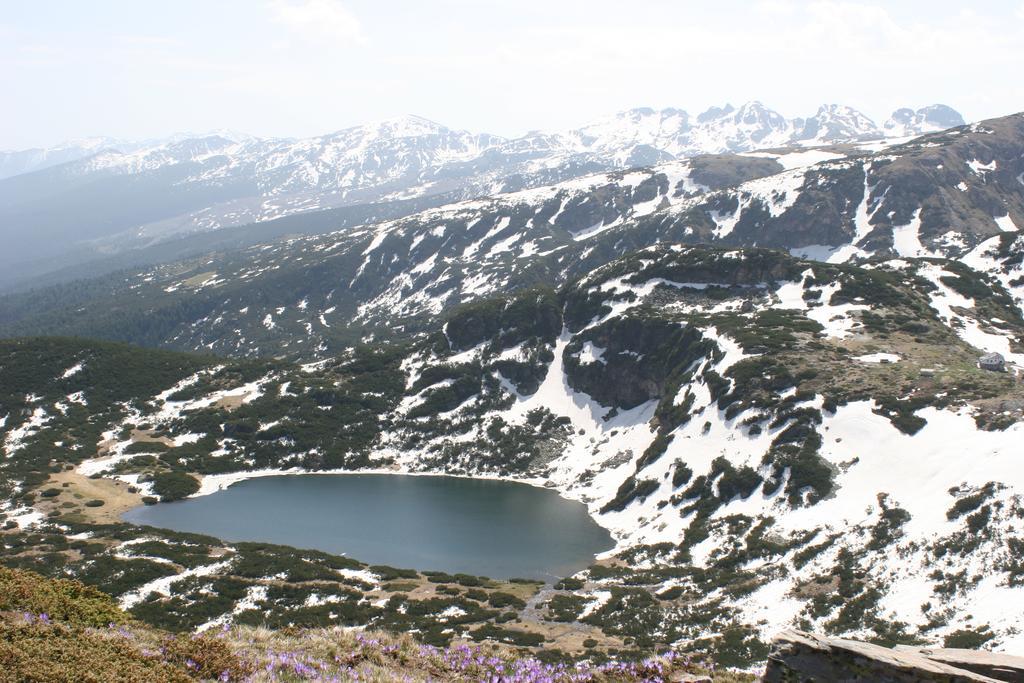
left=1, top=243, right=1023, bottom=656
left=1, top=112, right=1020, bottom=362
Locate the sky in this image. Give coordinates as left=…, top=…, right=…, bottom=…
left=2, top=0, right=1023, bottom=149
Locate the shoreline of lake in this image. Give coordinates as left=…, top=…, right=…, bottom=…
left=122, top=472, right=616, bottom=580
left=192, top=466, right=628, bottom=557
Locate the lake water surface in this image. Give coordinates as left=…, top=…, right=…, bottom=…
left=123, top=474, right=615, bottom=580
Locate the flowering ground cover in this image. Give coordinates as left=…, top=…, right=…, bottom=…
left=0, top=565, right=755, bottom=682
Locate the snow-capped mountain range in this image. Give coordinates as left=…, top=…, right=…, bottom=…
left=0, top=102, right=965, bottom=289
left=2, top=102, right=962, bottom=181
left=0, top=129, right=255, bottom=180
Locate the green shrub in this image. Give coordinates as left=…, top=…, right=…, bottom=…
left=546, top=594, right=588, bottom=622
left=424, top=572, right=455, bottom=584
left=454, top=573, right=484, bottom=587
left=124, top=441, right=171, bottom=454
left=600, top=477, right=660, bottom=513
left=671, top=462, right=693, bottom=489
left=943, top=627, right=994, bottom=649
left=0, top=566, right=126, bottom=627
left=469, top=624, right=544, bottom=647
left=383, top=581, right=418, bottom=593
left=369, top=565, right=418, bottom=581
left=946, top=483, right=996, bottom=520
left=487, top=592, right=526, bottom=609
left=0, top=622, right=192, bottom=683
left=151, top=472, right=200, bottom=502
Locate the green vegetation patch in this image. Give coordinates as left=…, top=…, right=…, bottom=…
left=151, top=472, right=201, bottom=502
left=0, top=566, right=127, bottom=628
left=0, top=621, right=193, bottom=683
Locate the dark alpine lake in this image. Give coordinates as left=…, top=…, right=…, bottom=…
left=123, top=473, right=615, bottom=580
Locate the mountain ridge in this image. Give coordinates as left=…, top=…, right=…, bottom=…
left=1, top=102, right=963, bottom=177
left=3, top=111, right=1017, bottom=363
left=0, top=102, right=965, bottom=290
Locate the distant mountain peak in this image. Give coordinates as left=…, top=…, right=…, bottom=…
left=731, top=101, right=788, bottom=129
left=884, top=104, right=966, bottom=137
left=735, top=100, right=771, bottom=113
left=318, top=114, right=453, bottom=142
left=790, top=103, right=879, bottom=144
left=697, top=104, right=736, bottom=123
left=374, top=114, right=451, bottom=136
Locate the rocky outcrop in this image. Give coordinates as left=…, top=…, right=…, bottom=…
left=764, top=630, right=1024, bottom=682
left=893, top=647, right=1024, bottom=682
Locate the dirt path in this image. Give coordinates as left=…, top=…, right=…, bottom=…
left=516, top=584, right=620, bottom=653
left=520, top=585, right=557, bottom=622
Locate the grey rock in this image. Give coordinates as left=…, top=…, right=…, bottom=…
left=979, top=352, right=1007, bottom=372
left=894, top=646, right=1024, bottom=682
left=764, top=629, right=1004, bottom=682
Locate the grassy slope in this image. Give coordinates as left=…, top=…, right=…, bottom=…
left=0, top=566, right=750, bottom=682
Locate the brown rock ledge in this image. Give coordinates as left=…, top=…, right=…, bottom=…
left=763, top=629, right=1019, bottom=682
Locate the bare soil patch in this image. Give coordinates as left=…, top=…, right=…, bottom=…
left=34, top=470, right=143, bottom=525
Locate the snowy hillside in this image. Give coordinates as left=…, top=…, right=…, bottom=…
left=3, top=110, right=1017, bottom=363
left=381, top=245, right=1024, bottom=647
left=0, top=130, right=255, bottom=180
left=0, top=137, right=121, bottom=180
left=2, top=244, right=1022, bottom=652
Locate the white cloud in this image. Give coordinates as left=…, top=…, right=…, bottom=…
left=755, top=0, right=798, bottom=15
left=268, top=0, right=366, bottom=44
